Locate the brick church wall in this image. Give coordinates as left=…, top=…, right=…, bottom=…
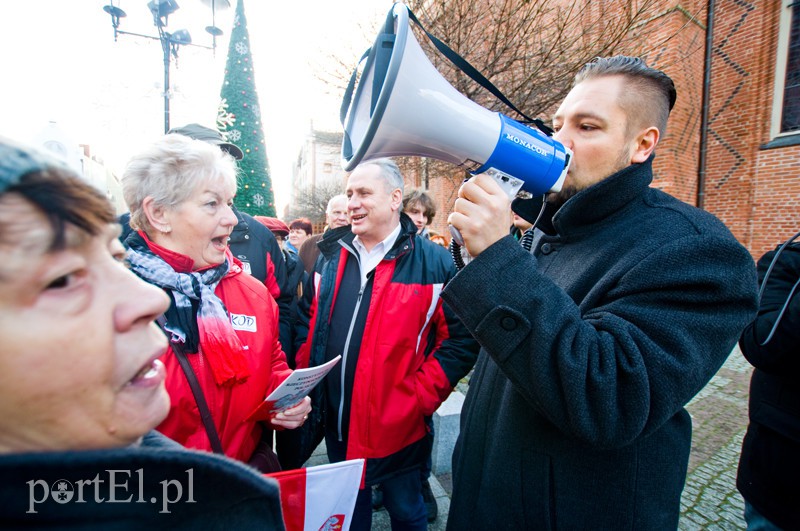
left=703, top=1, right=800, bottom=259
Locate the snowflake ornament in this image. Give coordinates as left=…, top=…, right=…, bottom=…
left=235, top=41, right=249, bottom=55
left=253, top=193, right=265, bottom=208
left=227, top=129, right=242, bottom=142
left=216, top=99, right=236, bottom=130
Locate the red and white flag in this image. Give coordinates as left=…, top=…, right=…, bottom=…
left=267, top=459, right=365, bottom=531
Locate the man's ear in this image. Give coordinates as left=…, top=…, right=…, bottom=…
left=630, top=126, right=659, bottom=164
left=142, top=196, right=171, bottom=233
left=390, top=188, right=403, bottom=211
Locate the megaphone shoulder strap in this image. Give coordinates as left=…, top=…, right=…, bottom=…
left=405, top=8, right=553, bottom=136
left=340, top=48, right=370, bottom=126
left=340, top=6, right=553, bottom=138
left=340, top=6, right=404, bottom=127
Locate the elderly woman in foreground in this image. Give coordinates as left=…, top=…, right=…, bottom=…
left=0, top=137, right=285, bottom=528
left=121, top=134, right=310, bottom=468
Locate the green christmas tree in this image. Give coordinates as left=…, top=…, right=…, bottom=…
left=217, top=0, right=275, bottom=216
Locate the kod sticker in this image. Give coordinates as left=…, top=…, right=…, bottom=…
left=230, top=313, right=257, bottom=332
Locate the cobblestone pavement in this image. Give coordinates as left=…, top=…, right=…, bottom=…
left=308, top=346, right=753, bottom=530
left=680, top=346, right=752, bottom=530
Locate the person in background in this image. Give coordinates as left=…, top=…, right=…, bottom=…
left=507, top=199, right=540, bottom=254
left=228, top=207, right=297, bottom=355
left=0, top=137, right=285, bottom=528
left=255, top=215, right=314, bottom=471
left=254, top=216, right=309, bottom=365
left=298, top=194, right=349, bottom=275
left=119, top=123, right=295, bottom=355
left=443, top=55, right=758, bottom=529
left=508, top=195, right=545, bottom=252
left=428, top=230, right=448, bottom=248
left=121, top=133, right=311, bottom=470
left=296, top=158, right=479, bottom=530
left=509, top=209, right=533, bottom=241
left=255, top=216, right=290, bottom=248
left=402, top=188, right=436, bottom=238
left=286, top=217, right=313, bottom=254
left=737, top=234, right=800, bottom=530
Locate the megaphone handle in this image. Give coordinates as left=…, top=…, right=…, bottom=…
left=449, top=232, right=468, bottom=271
left=449, top=224, right=465, bottom=248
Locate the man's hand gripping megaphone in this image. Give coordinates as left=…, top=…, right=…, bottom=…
left=449, top=173, right=518, bottom=258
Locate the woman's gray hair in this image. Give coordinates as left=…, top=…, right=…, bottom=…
left=361, top=158, right=404, bottom=196
left=122, top=134, right=239, bottom=232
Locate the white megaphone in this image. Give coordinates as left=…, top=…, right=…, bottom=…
left=341, top=3, right=571, bottom=209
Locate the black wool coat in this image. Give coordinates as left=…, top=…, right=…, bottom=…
left=441, top=157, right=758, bottom=530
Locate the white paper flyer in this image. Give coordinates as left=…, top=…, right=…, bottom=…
left=247, top=355, right=341, bottom=420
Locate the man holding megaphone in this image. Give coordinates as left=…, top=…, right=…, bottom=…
left=440, top=56, right=759, bottom=528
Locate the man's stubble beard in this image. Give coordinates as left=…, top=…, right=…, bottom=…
left=546, top=185, right=579, bottom=208
left=546, top=148, right=633, bottom=208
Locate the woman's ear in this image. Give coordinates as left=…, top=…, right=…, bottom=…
left=630, top=126, right=659, bottom=164
left=142, top=197, right=171, bottom=234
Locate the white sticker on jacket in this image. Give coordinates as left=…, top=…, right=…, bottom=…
left=230, top=313, right=257, bottom=332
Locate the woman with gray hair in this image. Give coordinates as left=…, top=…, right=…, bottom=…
left=122, top=133, right=311, bottom=470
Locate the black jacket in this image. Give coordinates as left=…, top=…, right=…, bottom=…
left=280, top=248, right=309, bottom=364
left=441, top=157, right=758, bottom=530
left=0, top=431, right=284, bottom=530
left=737, top=239, right=800, bottom=530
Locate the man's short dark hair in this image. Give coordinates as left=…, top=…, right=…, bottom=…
left=574, top=55, right=677, bottom=134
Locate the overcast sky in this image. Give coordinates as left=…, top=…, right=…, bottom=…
left=0, top=0, right=388, bottom=211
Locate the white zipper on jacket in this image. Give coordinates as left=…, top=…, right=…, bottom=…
left=336, top=279, right=368, bottom=441
left=332, top=234, right=402, bottom=442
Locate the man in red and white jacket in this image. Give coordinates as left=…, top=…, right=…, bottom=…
left=295, top=158, right=478, bottom=531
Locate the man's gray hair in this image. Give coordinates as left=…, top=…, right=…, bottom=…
left=360, top=158, right=404, bottom=196
left=326, top=193, right=347, bottom=213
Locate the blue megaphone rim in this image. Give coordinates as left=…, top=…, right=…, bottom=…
left=341, top=4, right=410, bottom=171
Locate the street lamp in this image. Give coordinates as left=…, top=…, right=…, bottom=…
left=102, top=0, right=226, bottom=133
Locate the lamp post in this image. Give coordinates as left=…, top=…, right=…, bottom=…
left=102, top=0, right=224, bottom=133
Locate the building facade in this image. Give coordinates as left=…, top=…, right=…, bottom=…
left=703, top=0, right=799, bottom=258
left=292, top=129, right=347, bottom=193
